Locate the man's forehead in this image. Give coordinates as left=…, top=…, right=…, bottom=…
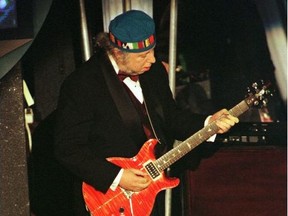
left=129, top=47, right=155, bottom=56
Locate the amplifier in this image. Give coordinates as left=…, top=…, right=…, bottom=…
left=215, top=122, right=287, bottom=146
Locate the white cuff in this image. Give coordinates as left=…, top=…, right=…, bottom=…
left=110, top=168, right=124, bottom=191
left=205, top=115, right=216, bottom=142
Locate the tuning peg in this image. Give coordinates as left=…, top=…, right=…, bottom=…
left=253, top=100, right=260, bottom=106
left=267, top=89, right=274, bottom=97
left=262, top=98, right=269, bottom=106
left=251, top=82, right=258, bottom=90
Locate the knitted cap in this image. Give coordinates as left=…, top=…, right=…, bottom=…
left=109, top=10, right=156, bottom=53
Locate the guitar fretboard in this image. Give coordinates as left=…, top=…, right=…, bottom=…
left=154, top=99, right=252, bottom=172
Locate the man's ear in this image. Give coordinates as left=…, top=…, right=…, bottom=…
left=112, top=48, right=126, bottom=65
left=112, top=48, right=122, bottom=58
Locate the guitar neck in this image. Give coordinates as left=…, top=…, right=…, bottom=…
left=154, top=99, right=251, bottom=172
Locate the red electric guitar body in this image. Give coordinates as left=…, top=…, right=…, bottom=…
left=83, top=139, right=179, bottom=216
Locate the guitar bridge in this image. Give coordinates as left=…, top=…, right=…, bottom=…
left=144, top=161, right=161, bottom=180
left=121, top=188, right=134, bottom=199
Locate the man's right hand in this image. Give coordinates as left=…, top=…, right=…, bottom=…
left=119, top=168, right=152, bottom=192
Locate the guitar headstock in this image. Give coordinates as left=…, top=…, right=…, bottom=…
left=245, top=80, right=273, bottom=108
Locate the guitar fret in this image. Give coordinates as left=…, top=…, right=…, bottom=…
left=230, top=100, right=249, bottom=117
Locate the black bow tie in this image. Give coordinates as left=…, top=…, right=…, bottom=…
left=118, top=72, right=139, bottom=82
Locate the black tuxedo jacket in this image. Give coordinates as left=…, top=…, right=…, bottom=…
left=54, top=50, right=207, bottom=213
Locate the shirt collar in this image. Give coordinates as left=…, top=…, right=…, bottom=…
left=107, top=53, right=120, bottom=75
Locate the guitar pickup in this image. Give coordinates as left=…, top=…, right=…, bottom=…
left=144, top=161, right=161, bottom=180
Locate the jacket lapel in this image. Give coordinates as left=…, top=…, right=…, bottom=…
left=99, top=53, right=147, bottom=147
left=140, top=75, right=168, bottom=151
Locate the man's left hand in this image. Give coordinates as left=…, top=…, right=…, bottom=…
left=210, top=109, right=239, bottom=134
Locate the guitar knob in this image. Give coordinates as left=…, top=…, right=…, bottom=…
left=119, top=207, right=125, bottom=215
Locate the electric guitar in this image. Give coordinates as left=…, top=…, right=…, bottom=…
left=82, top=81, right=272, bottom=216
